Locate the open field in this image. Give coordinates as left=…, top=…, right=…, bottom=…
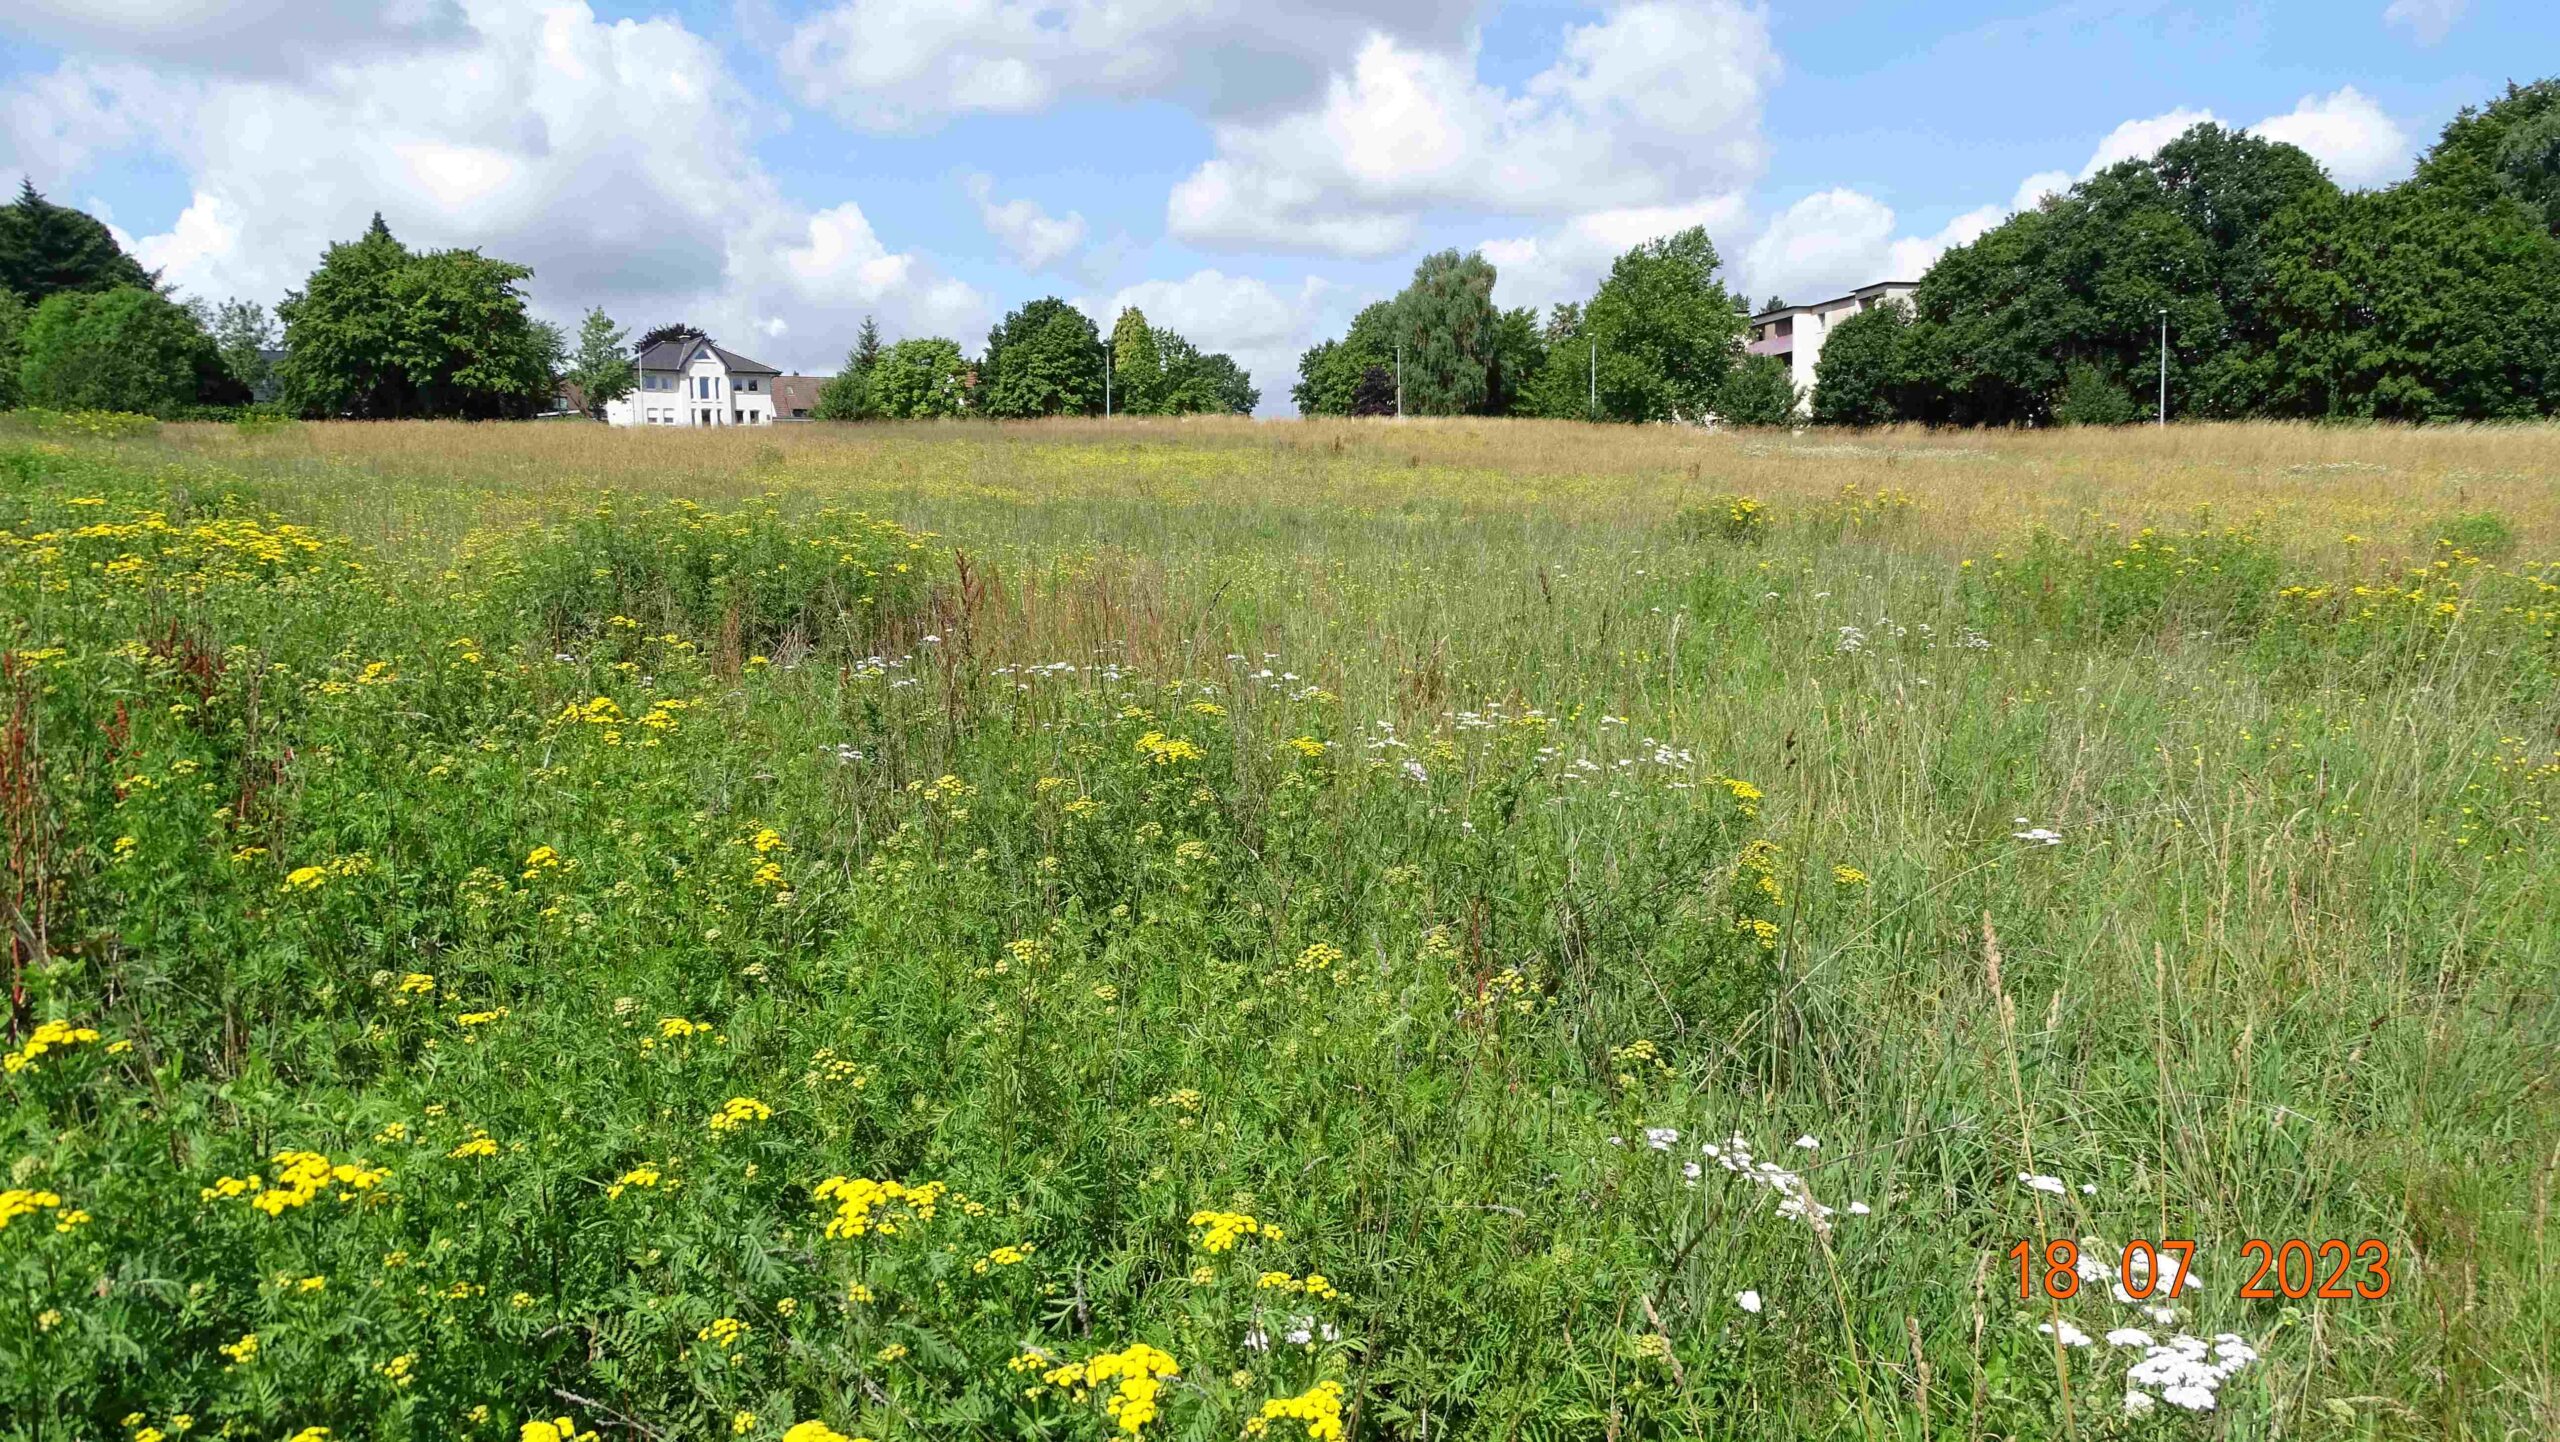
left=3, top=414, right=2556, bottom=1441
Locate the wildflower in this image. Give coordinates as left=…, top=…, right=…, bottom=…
left=875, top=1342, right=908, bottom=1363
left=284, top=1430, right=329, bottom=1442
left=1190, top=1209, right=1274, bottom=1252
left=846, top=1282, right=874, bottom=1303
left=0, top=1188, right=64, bottom=1230
left=521, top=1419, right=598, bottom=1442
left=2010, top=820, right=2064, bottom=846
left=732, top=1413, right=757, bottom=1435
left=813, top=1176, right=946, bottom=1237
left=2017, top=1172, right=2067, bottom=1196
left=397, top=973, right=436, bottom=996
left=1285, top=736, right=1327, bottom=758
left=448, top=1133, right=498, bottom=1160
left=973, top=1242, right=1036, bottom=1274
left=780, top=1423, right=866, bottom=1442
left=1793, top=1135, right=1819, bottom=1150
left=1134, top=732, right=1205, bottom=765
left=219, top=1332, right=259, bottom=1364
left=2038, top=1319, right=2094, bottom=1347
left=1735, top=1290, right=1762, bottom=1314
left=4, top=1018, right=102, bottom=1072
left=2123, top=1390, right=2157, bottom=1417
left=708, top=1096, right=773, bottom=1133
left=1643, top=1127, right=1679, bottom=1150
left=1832, top=865, right=1870, bottom=887
left=1042, top=1343, right=1180, bottom=1438
left=698, top=1317, right=748, bottom=1349
left=1244, top=1380, right=1346, bottom=1440
left=455, top=1008, right=508, bottom=1028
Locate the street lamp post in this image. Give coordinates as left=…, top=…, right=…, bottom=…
left=1104, top=341, right=1112, bottom=418
left=2157, top=308, right=2168, bottom=427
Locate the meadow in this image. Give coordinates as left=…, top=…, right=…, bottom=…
left=1, top=411, right=2555, bottom=1441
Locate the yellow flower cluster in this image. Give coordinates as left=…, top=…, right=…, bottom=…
left=448, top=1132, right=499, bottom=1160
left=1189, top=1209, right=1282, bottom=1251
left=0, top=1187, right=67, bottom=1231
left=707, top=1096, right=773, bottom=1133
left=1255, top=1271, right=1341, bottom=1301
left=1042, top=1343, right=1181, bottom=1438
left=4, top=1018, right=102, bottom=1072
left=520, top=1417, right=598, bottom=1442
left=972, top=1242, right=1036, bottom=1274
left=813, top=1176, right=947, bottom=1238
left=1832, top=864, right=1870, bottom=888
left=698, top=1317, right=748, bottom=1349
left=606, top=1165, right=664, bottom=1200
left=1245, top=1381, right=1347, bottom=1441
left=1134, top=732, right=1205, bottom=766
left=201, top=1151, right=391, bottom=1216
left=779, top=1423, right=871, bottom=1442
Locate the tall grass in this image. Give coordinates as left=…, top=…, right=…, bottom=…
left=0, top=417, right=2553, bottom=1440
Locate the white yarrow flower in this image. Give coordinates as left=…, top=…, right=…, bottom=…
left=1735, top=1290, right=1762, bottom=1314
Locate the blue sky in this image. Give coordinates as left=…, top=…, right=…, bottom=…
left=2, top=1, right=2551, bottom=410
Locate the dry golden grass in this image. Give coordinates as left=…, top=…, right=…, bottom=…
left=148, top=416, right=2560, bottom=565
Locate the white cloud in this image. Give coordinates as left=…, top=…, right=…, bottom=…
left=1169, top=2, right=1778, bottom=256
left=2250, top=86, right=2410, bottom=188
left=0, top=1, right=987, bottom=372
left=2382, top=0, right=2465, bottom=46
left=2080, top=107, right=2223, bottom=176
left=775, top=0, right=1485, bottom=132
left=1481, top=195, right=1749, bottom=314
left=1734, top=190, right=1993, bottom=308
left=4, top=1, right=472, bottom=78
left=963, top=174, right=1090, bottom=273
left=1081, top=269, right=1339, bottom=415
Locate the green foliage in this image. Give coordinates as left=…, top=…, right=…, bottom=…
left=635, top=322, right=707, bottom=354
left=1293, top=302, right=1395, bottom=416
left=17, top=285, right=218, bottom=416
left=1715, top=354, right=1800, bottom=427
left=865, top=336, right=971, bottom=418
left=1808, top=300, right=1915, bottom=426
left=1532, top=227, right=1742, bottom=423
left=2424, top=510, right=2516, bottom=559
left=1388, top=250, right=1501, bottom=416
left=2051, top=361, right=2140, bottom=426
left=275, top=215, right=555, bottom=419
left=1484, top=305, right=1546, bottom=416
left=208, top=299, right=278, bottom=404
left=564, top=307, right=637, bottom=418
left=493, top=493, right=937, bottom=648
left=0, top=180, right=154, bottom=304
left=1348, top=364, right=1395, bottom=417
left=981, top=298, right=1103, bottom=418
left=815, top=316, right=882, bottom=421
left=0, top=287, right=24, bottom=410
left=1108, top=306, right=1162, bottom=415
left=1154, top=334, right=1259, bottom=415
left=1675, top=493, right=1769, bottom=543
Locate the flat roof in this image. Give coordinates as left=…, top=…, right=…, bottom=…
left=1751, top=281, right=1919, bottom=324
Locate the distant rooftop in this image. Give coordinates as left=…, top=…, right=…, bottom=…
left=1751, top=281, right=1919, bottom=324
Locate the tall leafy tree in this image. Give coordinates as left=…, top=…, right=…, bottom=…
left=0, top=288, right=27, bottom=410
left=564, top=307, right=636, bottom=418
left=0, top=180, right=154, bottom=304
left=1109, top=307, right=1162, bottom=415
left=1389, top=249, right=1500, bottom=416
left=1716, top=354, right=1801, bottom=426
left=1809, top=300, right=1917, bottom=426
left=276, top=215, right=554, bottom=418
left=1349, top=365, right=1397, bottom=417
left=815, top=315, right=882, bottom=420
left=18, top=285, right=220, bottom=414
left=209, top=299, right=278, bottom=402
left=1485, top=305, right=1546, bottom=416
left=866, top=337, right=972, bottom=418
left=1530, top=226, right=1742, bottom=422
left=1292, top=302, right=1396, bottom=416
left=2419, top=78, right=2560, bottom=235
left=982, top=297, right=1103, bottom=417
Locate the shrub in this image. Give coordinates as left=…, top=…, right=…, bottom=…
left=2051, top=362, right=2140, bottom=426
left=1676, top=493, right=1770, bottom=544
left=2425, top=509, right=2517, bottom=559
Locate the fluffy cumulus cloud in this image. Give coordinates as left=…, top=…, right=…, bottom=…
left=1480, top=196, right=1748, bottom=314
left=775, top=0, right=1485, bottom=132
left=963, top=174, right=1090, bottom=274
left=1169, top=1, right=1778, bottom=257
left=4, top=1, right=474, bottom=78
left=1734, top=85, right=2414, bottom=311
left=1081, top=269, right=1338, bottom=415
left=0, top=0, right=985, bottom=372
left=2382, top=0, right=2466, bottom=46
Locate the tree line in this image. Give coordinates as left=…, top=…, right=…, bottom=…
left=1813, top=80, right=2560, bottom=425
left=1298, top=77, right=2559, bottom=427
left=0, top=186, right=1258, bottom=423
left=1291, top=236, right=1799, bottom=425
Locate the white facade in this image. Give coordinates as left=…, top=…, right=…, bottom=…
left=605, top=338, right=782, bottom=427
left=1747, top=281, right=1919, bottom=412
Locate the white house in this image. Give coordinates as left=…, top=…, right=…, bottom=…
left=1747, top=281, right=1918, bottom=412
left=605, top=336, right=783, bottom=426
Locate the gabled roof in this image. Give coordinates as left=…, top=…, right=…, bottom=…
left=636, top=337, right=781, bottom=375
left=773, top=375, right=828, bottom=415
